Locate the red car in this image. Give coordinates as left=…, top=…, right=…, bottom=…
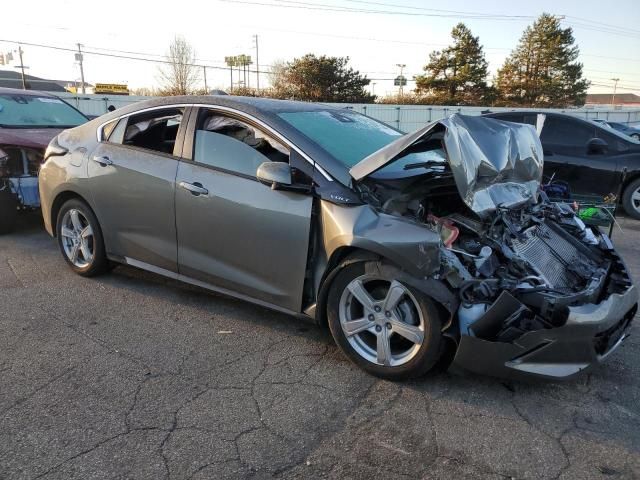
left=0, top=87, right=88, bottom=233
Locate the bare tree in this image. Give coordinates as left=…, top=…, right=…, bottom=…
left=158, top=36, right=199, bottom=96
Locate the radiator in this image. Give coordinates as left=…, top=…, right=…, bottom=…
left=511, top=222, right=595, bottom=290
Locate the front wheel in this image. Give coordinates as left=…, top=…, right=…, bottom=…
left=327, top=261, right=443, bottom=380
left=56, top=199, right=109, bottom=276
left=622, top=178, right=640, bottom=220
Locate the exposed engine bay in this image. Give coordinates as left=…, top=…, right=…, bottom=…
left=350, top=115, right=635, bottom=358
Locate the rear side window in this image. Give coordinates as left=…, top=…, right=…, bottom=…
left=541, top=117, right=595, bottom=145
left=118, top=108, right=184, bottom=155
left=193, top=112, right=289, bottom=178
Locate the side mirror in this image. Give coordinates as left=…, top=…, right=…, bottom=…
left=257, top=161, right=292, bottom=189
left=587, top=137, right=608, bottom=155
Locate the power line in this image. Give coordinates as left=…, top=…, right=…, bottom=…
left=1, top=38, right=638, bottom=93
left=342, top=0, right=534, bottom=18
left=563, top=15, right=640, bottom=35
left=217, top=0, right=537, bottom=19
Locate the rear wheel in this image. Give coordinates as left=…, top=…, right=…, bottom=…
left=0, top=185, right=18, bottom=234
left=56, top=199, right=109, bottom=276
left=622, top=178, right=640, bottom=220
left=327, top=261, right=443, bottom=380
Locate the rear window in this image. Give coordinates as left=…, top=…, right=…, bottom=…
left=278, top=110, right=402, bottom=167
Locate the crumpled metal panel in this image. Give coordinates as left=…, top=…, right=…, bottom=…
left=350, top=113, right=544, bottom=217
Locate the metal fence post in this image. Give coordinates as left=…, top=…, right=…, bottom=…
left=428, top=107, right=432, bottom=122
left=363, top=105, right=367, bottom=116
left=396, top=107, right=401, bottom=130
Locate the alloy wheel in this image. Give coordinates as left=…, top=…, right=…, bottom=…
left=339, top=275, right=425, bottom=367
left=60, top=209, right=95, bottom=268
left=631, top=188, right=640, bottom=216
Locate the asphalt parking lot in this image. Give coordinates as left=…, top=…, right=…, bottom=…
left=1, top=213, right=639, bottom=480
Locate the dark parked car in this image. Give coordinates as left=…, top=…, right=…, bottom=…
left=0, top=87, right=88, bottom=233
left=485, top=111, right=640, bottom=219
left=38, top=97, right=637, bottom=381
left=593, top=118, right=640, bottom=140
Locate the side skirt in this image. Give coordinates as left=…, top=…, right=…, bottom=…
left=121, top=256, right=311, bottom=320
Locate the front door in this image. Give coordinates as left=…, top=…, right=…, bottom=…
left=540, top=116, right=620, bottom=197
left=87, top=107, right=187, bottom=271
left=175, top=109, right=313, bottom=312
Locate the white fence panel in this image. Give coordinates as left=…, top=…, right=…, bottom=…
left=53, top=93, right=640, bottom=132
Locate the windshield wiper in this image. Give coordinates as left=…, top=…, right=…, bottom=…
left=403, top=160, right=446, bottom=170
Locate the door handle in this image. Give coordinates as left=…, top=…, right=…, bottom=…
left=92, top=155, right=113, bottom=166
left=179, top=181, right=209, bottom=196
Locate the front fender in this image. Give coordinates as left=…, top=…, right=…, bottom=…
left=319, top=201, right=441, bottom=278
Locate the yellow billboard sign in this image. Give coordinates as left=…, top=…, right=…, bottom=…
left=94, top=83, right=129, bottom=95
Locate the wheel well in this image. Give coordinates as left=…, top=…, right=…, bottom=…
left=622, top=173, right=640, bottom=198
left=314, top=247, right=455, bottom=331
left=315, top=247, right=382, bottom=328
left=50, top=191, right=89, bottom=236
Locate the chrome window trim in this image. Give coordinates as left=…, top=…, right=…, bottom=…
left=96, top=103, right=333, bottom=181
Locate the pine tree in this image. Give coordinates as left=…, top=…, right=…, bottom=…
left=270, top=54, right=374, bottom=103
left=414, top=23, right=489, bottom=105
left=495, top=14, right=589, bottom=107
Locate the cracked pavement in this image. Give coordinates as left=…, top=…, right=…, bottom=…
left=1, top=213, right=639, bottom=480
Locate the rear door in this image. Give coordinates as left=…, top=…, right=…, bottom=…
left=539, top=116, right=620, bottom=197
left=175, top=107, right=313, bottom=312
left=87, top=106, right=189, bottom=272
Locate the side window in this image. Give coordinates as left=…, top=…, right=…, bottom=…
left=494, top=113, right=524, bottom=124
left=540, top=117, right=595, bottom=146
left=105, top=118, right=127, bottom=144
left=100, top=119, right=118, bottom=140
left=193, top=112, right=290, bottom=178
left=120, top=108, right=184, bottom=155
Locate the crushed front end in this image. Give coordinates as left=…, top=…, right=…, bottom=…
left=440, top=200, right=637, bottom=380
left=349, top=113, right=637, bottom=380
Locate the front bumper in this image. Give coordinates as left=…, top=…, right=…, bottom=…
left=450, top=284, right=638, bottom=381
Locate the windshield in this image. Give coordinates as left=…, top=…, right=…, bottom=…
left=0, top=93, right=87, bottom=128
left=278, top=110, right=403, bottom=167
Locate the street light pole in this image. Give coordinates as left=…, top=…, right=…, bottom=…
left=17, top=46, right=27, bottom=90
left=76, top=43, right=86, bottom=94
left=396, top=63, right=406, bottom=97
left=253, top=34, right=260, bottom=91
left=611, top=78, right=620, bottom=105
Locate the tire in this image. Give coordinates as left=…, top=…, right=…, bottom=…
left=0, top=186, right=18, bottom=234
left=327, top=261, right=443, bottom=380
left=56, top=198, right=109, bottom=276
left=630, top=133, right=640, bottom=141
left=622, top=177, right=640, bottom=220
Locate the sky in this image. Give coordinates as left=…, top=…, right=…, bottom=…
left=1, top=0, right=639, bottom=97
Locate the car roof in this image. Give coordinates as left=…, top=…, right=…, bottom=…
left=0, top=87, right=59, bottom=97
left=90, top=95, right=357, bottom=185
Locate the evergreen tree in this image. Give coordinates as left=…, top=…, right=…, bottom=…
left=495, top=13, right=589, bottom=107
left=270, top=54, right=374, bottom=103
left=415, top=23, right=489, bottom=105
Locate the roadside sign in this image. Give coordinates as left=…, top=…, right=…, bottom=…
left=394, top=75, right=407, bottom=87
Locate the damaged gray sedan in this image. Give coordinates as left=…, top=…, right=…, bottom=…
left=39, top=97, right=637, bottom=380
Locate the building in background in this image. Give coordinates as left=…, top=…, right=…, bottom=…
left=586, top=93, right=640, bottom=106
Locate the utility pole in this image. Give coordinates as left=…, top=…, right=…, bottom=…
left=203, top=65, right=208, bottom=93
left=396, top=63, right=406, bottom=97
left=611, top=78, right=620, bottom=105
left=17, top=46, right=26, bottom=90
left=76, top=43, right=86, bottom=94
left=253, top=34, right=260, bottom=91
left=372, top=82, right=376, bottom=96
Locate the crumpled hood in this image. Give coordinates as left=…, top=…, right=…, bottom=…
left=350, top=113, right=544, bottom=217
left=0, top=128, right=62, bottom=150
